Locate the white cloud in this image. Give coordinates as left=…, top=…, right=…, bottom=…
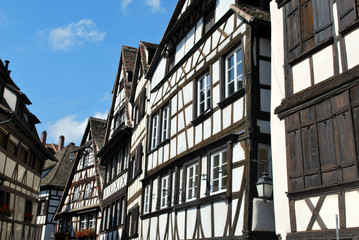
left=145, top=0, right=162, bottom=12
left=121, top=0, right=133, bottom=9
left=49, top=19, right=106, bottom=51
left=47, top=115, right=88, bottom=145
left=47, top=111, right=107, bottom=145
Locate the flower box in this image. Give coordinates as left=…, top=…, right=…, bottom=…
left=0, top=204, right=14, bottom=218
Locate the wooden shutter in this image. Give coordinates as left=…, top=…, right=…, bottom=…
left=337, top=0, right=358, bottom=31
left=300, top=0, right=315, bottom=52
left=288, top=128, right=304, bottom=191
left=135, top=144, right=143, bottom=175
left=331, top=92, right=357, bottom=182
left=316, top=100, right=338, bottom=185
left=286, top=2, right=301, bottom=59
left=139, top=89, right=146, bottom=118
left=300, top=107, right=321, bottom=188
left=313, top=0, right=332, bottom=43
left=133, top=206, right=139, bottom=236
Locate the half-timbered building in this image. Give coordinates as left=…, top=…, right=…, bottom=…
left=0, top=59, right=55, bottom=239
left=141, top=0, right=275, bottom=239
left=54, top=117, right=105, bottom=239
left=97, top=45, right=137, bottom=240
left=271, top=0, right=359, bottom=239
left=37, top=135, right=77, bottom=240
left=127, top=41, right=158, bottom=239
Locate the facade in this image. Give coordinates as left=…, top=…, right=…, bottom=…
left=141, top=0, right=274, bottom=240
left=97, top=45, right=137, bottom=240
left=37, top=134, right=77, bottom=240
left=54, top=117, right=106, bottom=239
left=127, top=41, right=158, bottom=240
left=0, top=59, right=55, bottom=239
left=271, top=0, right=359, bottom=239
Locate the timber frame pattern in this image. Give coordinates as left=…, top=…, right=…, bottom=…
left=274, top=0, right=359, bottom=239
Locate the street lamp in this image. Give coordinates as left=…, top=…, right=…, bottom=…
left=256, top=172, right=273, bottom=199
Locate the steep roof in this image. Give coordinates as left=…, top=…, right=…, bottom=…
left=121, top=46, right=137, bottom=73
left=41, top=143, right=78, bottom=187
left=89, top=117, right=106, bottom=151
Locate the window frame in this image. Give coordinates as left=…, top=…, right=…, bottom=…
left=196, top=72, right=212, bottom=117
left=143, top=184, right=151, bottom=214
left=84, top=183, right=91, bottom=199
left=150, top=103, right=171, bottom=150
left=186, top=162, right=199, bottom=201
left=210, top=148, right=228, bottom=194
left=224, top=45, right=244, bottom=98
left=160, top=175, right=169, bottom=209
left=73, top=186, right=80, bottom=201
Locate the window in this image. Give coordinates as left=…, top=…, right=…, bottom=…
left=106, top=206, right=111, bottom=229
left=143, top=184, right=151, bottom=214
left=111, top=157, right=116, bottom=179
left=88, top=153, right=94, bottom=166
left=117, top=151, right=123, bottom=174
left=80, top=215, right=88, bottom=230
left=124, top=145, right=129, bottom=169
left=160, top=175, right=169, bottom=208
left=120, top=198, right=125, bottom=225
left=285, top=0, right=332, bottom=60
left=179, top=168, right=183, bottom=204
left=73, top=187, right=80, bottom=201
left=84, top=183, right=91, bottom=199
left=151, top=104, right=170, bottom=149
left=24, top=200, right=33, bottom=221
left=39, top=200, right=46, bottom=215
left=258, top=144, right=271, bottom=177
left=186, top=162, right=198, bottom=201
left=197, top=73, right=211, bottom=115
left=337, top=0, right=359, bottom=31
left=8, top=140, right=18, bottom=157
left=151, top=113, right=159, bottom=149
left=0, top=190, right=10, bottom=207
left=89, top=214, right=96, bottom=229
left=211, top=149, right=228, bottom=193
left=19, top=146, right=28, bottom=163
left=0, top=129, right=7, bottom=149
left=102, top=208, right=107, bottom=230
left=225, top=47, right=243, bottom=97
left=128, top=206, right=139, bottom=237
left=106, top=161, right=111, bottom=184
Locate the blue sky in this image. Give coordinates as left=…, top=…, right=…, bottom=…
left=0, top=0, right=177, bottom=145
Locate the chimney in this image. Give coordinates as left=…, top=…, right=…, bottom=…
left=58, top=135, right=65, bottom=151
left=41, top=131, right=47, bottom=145
left=4, top=60, right=9, bottom=71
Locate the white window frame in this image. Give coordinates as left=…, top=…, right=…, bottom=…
left=143, top=184, right=151, bottom=213
left=162, top=105, right=170, bottom=141
left=160, top=175, right=169, bottom=208
left=111, top=157, right=116, bottom=179
left=151, top=113, right=160, bottom=149
left=84, top=183, right=91, bottom=199
left=179, top=168, right=183, bottom=204
left=80, top=215, right=88, bottom=230
left=225, top=46, right=243, bottom=97
left=186, top=162, right=198, bottom=201
left=210, top=149, right=228, bottom=194
left=73, top=186, right=80, bottom=201
left=197, top=73, right=211, bottom=115
left=89, top=214, right=96, bottom=229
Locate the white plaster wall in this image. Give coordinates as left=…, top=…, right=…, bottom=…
left=292, top=59, right=311, bottom=94
left=345, top=190, right=359, bottom=228
left=216, top=0, right=235, bottom=22
left=3, top=87, right=17, bottom=111
left=151, top=58, right=167, bottom=91
left=345, top=29, right=359, bottom=69
left=313, top=46, right=334, bottom=84
left=270, top=2, right=291, bottom=239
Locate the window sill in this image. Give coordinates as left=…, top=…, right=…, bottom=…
left=191, top=108, right=213, bottom=126
left=218, top=89, right=245, bottom=109
left=288, top=37, right=334, bottom=66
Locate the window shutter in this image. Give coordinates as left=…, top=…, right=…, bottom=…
left=313, top=0, right=332, bottom=43
left=286, top=4, right=301, bottom=59
left=135, top=144, right=143, bottom=175
left=337, top=0, right=358, bottom=31
left=133, top=206, right=139, bottom=236
left=300, top=0, right=315, bottom=52
left=140, top=89, right=146, bottom=118
left=288, top=129, right=304, bottom=191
